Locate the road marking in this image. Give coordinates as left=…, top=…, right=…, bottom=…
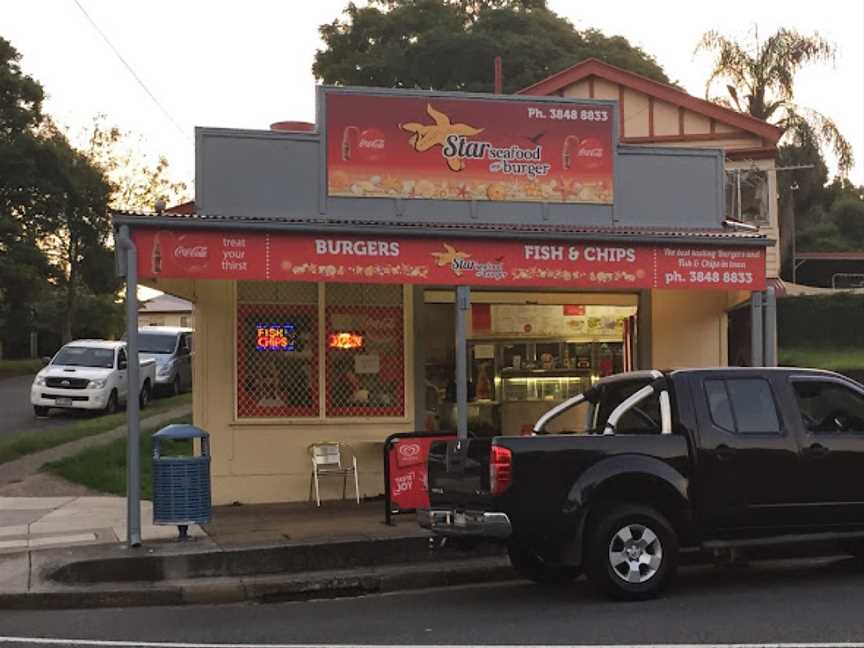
left=5, top=641, right=864, bottom=648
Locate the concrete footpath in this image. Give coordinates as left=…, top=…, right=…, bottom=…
left=0, top=500, right=513, bottom=610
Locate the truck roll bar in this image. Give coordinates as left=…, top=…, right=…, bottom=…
left=603, top=379, right=672, bottom=436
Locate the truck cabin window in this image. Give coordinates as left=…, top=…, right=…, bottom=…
left=704, top=378, right=780, bottom=434
left=137, top=333, right=178, bottom=354
left=52, top=347, right=115, bottom=369
left=594, top=380, right=661, bottom=435
left=792, top=380, right=864, bottom=434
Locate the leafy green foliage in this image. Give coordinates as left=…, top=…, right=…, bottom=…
left=778, top=294, right=864, bottom=350
left=0, top=37, right=189, bottom=358
left=697, top=26, right=853, bottom=174
left=314, top=0, right=671, bottom=94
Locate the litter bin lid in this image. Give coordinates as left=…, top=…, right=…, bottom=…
left=153, top=424, right=209, bottom=440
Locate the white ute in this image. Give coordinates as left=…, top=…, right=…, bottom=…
left=31, top=340, right=156, bottom=417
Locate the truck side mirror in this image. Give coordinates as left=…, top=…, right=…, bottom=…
left=41, top=356, right=51, bottom=367
left=119, top=360, right=127, bottom=370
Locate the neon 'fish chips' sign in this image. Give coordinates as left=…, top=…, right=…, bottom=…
left=256, top=324, right=297, bottom=351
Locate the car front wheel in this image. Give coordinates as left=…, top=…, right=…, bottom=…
left=34, top=405, right=50, bottom=417
left=585, top=503, right=678, bottom=601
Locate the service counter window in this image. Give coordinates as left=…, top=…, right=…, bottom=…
left=325, top=284, right=404, bottom=418
left=236, top=282, right=319, bottom=418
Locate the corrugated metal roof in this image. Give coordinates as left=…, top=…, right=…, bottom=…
left=112, top=210, right=771, bottom=246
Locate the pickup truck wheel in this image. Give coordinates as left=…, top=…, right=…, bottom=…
left=585, top=504, right=678, bottom=601
left=507, top=543, right=580, bottom=585
left=104, top=390, right=119, bottom=415
left=33, top=405, right=50, bottom=417
left=139, top=383, right=151, bottom=410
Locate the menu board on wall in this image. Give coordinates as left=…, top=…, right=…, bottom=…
left=487, top=304, right=637, bottom=340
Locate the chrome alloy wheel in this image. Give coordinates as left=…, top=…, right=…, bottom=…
left=608, top=523, right=663, bottom=584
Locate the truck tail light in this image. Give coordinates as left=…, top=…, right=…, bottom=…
left=490, top=444, right=512, bottom=496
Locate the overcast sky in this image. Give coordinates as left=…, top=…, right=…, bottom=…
left=3, top=0, right=863, bottom=196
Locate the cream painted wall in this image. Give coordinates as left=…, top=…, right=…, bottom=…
left=139, top=312, right=194, bottom=328
left=191, top=280, right=416, bottom=505
left=651, top=289, right=729, bottom=368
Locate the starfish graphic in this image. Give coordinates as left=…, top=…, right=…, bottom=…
left=400, top=104, right=484, bottom=172
left=553, top=176, right=579, bottom=202
left=455, top=184, right=470, bottom=199
left=431, top=243, right=472, bottom=275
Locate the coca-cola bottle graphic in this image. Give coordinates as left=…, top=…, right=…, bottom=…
left=152, top=237, right=162, bottom=274
left=562, top=135, right=580, bottom=170
left=341, top=126, right=359, bottom=161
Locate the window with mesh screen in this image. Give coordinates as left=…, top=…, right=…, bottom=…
left=236, top=282, right=319, bottom=418
left=325, top=284, right=404, bottom=418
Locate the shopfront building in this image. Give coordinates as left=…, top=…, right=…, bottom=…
left=114, top=72, right=777, bottom=505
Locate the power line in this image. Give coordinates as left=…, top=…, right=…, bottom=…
left=72, top=0, right=190, bottom=140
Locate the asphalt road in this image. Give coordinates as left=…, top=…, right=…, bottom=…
left=0, top=374, right=94, bottom=441
left=3, top=557, right=864, bottom=646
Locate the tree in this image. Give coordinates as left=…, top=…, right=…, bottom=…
left=314, top=0, right=671, bottom=94
left=696, top=26, right=853, bottom=174
left=79, top=115, right=189, bottom=212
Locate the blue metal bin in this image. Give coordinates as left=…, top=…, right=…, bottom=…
left=152, top=424, right=211, bottom=538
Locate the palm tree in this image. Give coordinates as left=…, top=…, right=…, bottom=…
left=696, top=26, right=853, bottom=174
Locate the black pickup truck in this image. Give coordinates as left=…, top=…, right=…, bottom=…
left=420, top=368, right=864, bottom=599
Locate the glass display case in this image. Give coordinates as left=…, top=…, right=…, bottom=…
left=499, top=369, right=593, bottom=402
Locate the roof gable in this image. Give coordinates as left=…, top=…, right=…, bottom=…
left=519, top=58, right=782, bottom=145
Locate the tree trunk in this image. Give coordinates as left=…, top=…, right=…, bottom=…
left=61, top=238, right=77, bottom=344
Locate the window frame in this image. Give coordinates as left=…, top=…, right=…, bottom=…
left=789, top=375, right=864, bottom=438
left=233, top=281, right=412, bottom=424
left=703, top=375, right=784, bottom=437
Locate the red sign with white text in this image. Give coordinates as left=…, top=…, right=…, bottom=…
left=133, top=229, right=766, bottom=291
left=387, top=434, right=456, bottom=512
left=326, top=91, right=614, bottom=204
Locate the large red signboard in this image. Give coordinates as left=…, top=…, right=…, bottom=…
left=133, top=229, right=766, bottom=291
left=325, top=91, right=615, bottom=204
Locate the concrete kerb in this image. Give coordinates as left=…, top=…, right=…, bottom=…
left=1, top=556, right=515, bottom=610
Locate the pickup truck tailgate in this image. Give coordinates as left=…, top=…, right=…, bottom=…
left=427, top=438, right=493, bottom=510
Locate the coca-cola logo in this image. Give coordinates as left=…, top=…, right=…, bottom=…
left=174, top=245, right=208, bottom=259
left=577, top=147, right=604, bottom=157
left=359, top=138, right=384, bottom=149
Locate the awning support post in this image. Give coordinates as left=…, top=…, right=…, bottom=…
left=116, top=225, right=142, bottom=547
left=455, top=286, right=471, bottom=440
left=750, top=290, right=764, bottom=367
left=764, top=286, right=778, bottom=367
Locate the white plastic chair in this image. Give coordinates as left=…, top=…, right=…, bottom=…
left=309, top=442, right=360, bottom=507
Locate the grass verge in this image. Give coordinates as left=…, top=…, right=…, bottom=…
left=46, top=414, right=193, bottom=498
left=0, top=359, right=43, bottom=380
left=779, top=347, right=864, bottom=371
left=0, top=392, right=192, bottom=465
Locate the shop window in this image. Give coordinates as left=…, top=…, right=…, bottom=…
left=236, top=282, right=319, bottom=418
left=325, top=283, right=404, bottom=418
left=725, top=169, right=770, bottom=226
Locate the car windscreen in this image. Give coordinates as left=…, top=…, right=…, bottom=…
left=137, top=333, right=178, bottom=354
left=53, top=347, right=115, bottom=368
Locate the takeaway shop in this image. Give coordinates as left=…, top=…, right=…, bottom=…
left=113, top=86, right=770, bottom=506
